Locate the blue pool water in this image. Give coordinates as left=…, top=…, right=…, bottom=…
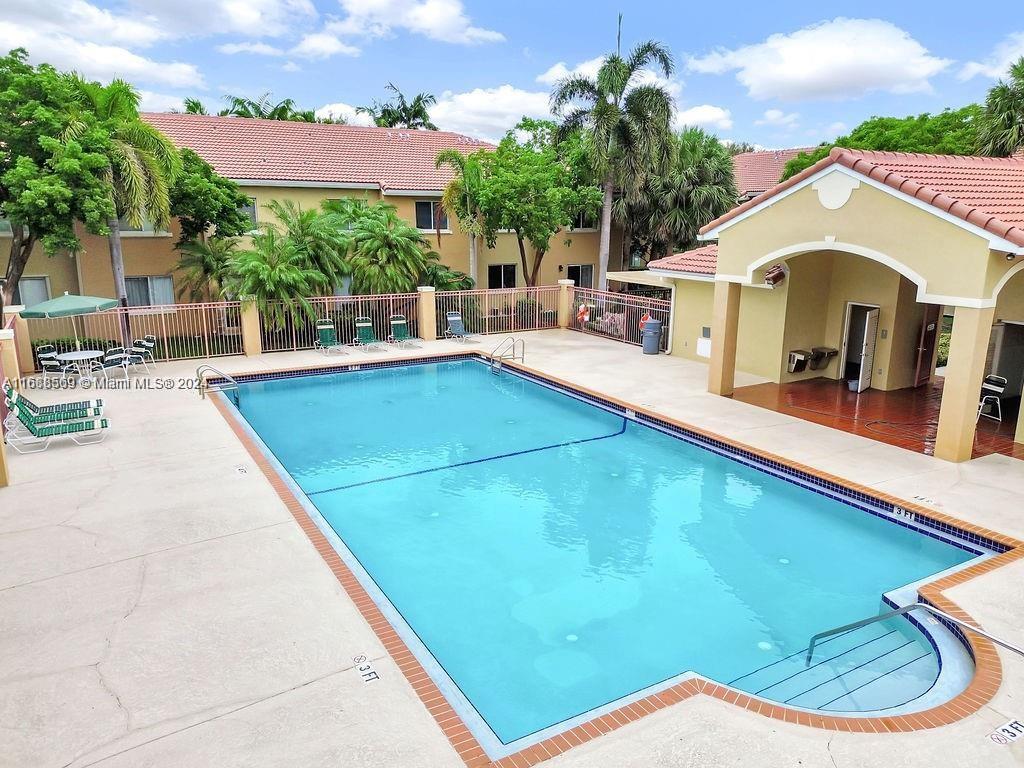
left=236, top=360, right=977, bottom=744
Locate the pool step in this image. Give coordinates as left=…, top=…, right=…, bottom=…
left=729, top=622, right=939, bottom=712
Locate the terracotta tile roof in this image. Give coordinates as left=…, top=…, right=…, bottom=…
left=732, top=147, right=816, bottom=199
left=702, top=147, right=1024, bottom=249
left=142, top=112, right=493, bottom=191
left=647, top=244, right=719, bottom=275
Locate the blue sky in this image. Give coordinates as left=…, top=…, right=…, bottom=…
left=5, top=1, right=1023, bottom=146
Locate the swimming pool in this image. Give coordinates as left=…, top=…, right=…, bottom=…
left=229, top=357, right=991, bottom=750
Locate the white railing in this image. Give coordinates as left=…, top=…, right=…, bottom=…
left=568, top=287, right=671, bottom=350
left=24, top=301, right=244, bottom=369
left=435, top=286, right=560, bottom=338
left=259, top=294, right=420, bottom=353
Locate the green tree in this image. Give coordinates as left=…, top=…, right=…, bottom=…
left=436, top=148, right=484, bottom=286
left=227, top=229, right=327, bottom=329
left=978, top=57, right=1024, bottom=156
left=476, top=122, right=602, bottom=286
left=650, top=128, right=737, bottom=253
left=219, top=92, right=308, bottom=121
left=346, top=203, right=438, bottom=294
left=261, top=199, right=350, bottom=289
left=181, top=97, right=208, bottom=115
left=727, top=141, right=758, bottom=156
left=419, top=254, right=473, bottom=291
left=782, top=106, right=982, bottom=180
left=550, top=18, right=675, bottom=289
left=68, top=76, right=182, bottom=309
left=0, top=49, right=114, bottom=306
left=174, top=236, right=239, bottom=301
left=170, top=148, right=251, bottom=243
left=357, top=83, right=438, bottom=130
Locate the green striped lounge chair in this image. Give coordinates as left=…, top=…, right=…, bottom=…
left=2, top=379, right=103, bottom=418
left=352, top=317, right=387, bottom=351
left=4, top=396, right=102, bottom=435
left=387, top=315, right=418, bottom=349
left=314, top=318, right=347, bottom=355
left=6, top=400, right=109, bottom=453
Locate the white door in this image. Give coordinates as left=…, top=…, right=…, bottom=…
left=857, top=308, right=880, bottom=393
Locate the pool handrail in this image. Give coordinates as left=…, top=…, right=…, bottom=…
left=805, top=602, right=1024, bottom=666
left=197, top=364, right=240, bottom=405
left=489, top=337, right=525, bottom=374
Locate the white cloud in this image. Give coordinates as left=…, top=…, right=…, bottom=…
left=291, top=32, right=360, bottom=59
left=675, top=105, right=733, bottom=131
left=282, top=61, right=302, bottom=73
left=126, top=0, right=317, bottom=39
left=0, top=22, right=204, bottom=88
left=687, top=18, right=951, bottom=100
left=960, top=32, right=1024, bottom=80
left=432, top=85, right=552, bottom=142
left=7, top=0, right=168, bottom=47
left=328, top=0, right=503, bottom=46
left=827, top=121, right=848, bottom=134
left=138, top=90, right=185, bottom=112
left=315, top=102, right=376, bottom=126
left=755, top=109, right=800, bottom=128
left=218, top=41, right=286, bottom=56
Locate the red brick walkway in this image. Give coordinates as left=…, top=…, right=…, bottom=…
left=732, top=377, right=1024, bottom=460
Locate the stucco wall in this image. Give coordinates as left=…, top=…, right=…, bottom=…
left=2, top=184, right=606, bottom=299
left=714, top=176, right=1004, bottom=304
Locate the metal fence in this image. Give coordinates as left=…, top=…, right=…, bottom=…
left=23, top=302, right=244, bottom=369
left=568, top=287, right=671, bottom=350
left=259, top=294, right=420, bottom=353
left=434, top=286, right=560, bottom=338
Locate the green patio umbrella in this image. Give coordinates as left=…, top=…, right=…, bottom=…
left=21, top=292, right=120, bottom=350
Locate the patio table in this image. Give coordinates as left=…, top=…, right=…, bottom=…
left=56, top=350, right=103, bottom=380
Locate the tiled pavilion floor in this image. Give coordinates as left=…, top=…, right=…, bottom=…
left=733, top=377, right=1024, bottom=460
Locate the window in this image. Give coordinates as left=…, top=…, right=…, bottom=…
left=570, top=211, right=598, bottom=230
left=566, top=264, right=594, bottom=289
left=13, top=277, right=49, bottom=307
left=701, top=326, right=712, bottom=339
left=117, top=217, right=153, bottom=233
left=126, top=276, right=174, bottom=307
left=415, top=200, right=448, bottom=230
left=487, top=264, right=516, bottom=289
left=239, top=197, right=258, bottom=231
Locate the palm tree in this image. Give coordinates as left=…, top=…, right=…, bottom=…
left=219, top=92, right=312, bottom=122
left=347, top=204, right=434, bottom=294
left=357, top=83, right=438, bottom=130
left=550, top=18, right=675, bottom=289
left=978, top=57, right=1024, bottom=156
left=182, top=97, right=208, bottom=115
left=68, top=77, right=182, bottom=314
left=436, top=148, right=483, bottom=285
left=419, top=253, right=473, bottom=291
left=227, top=229, right=327, bottom=330
left=261, top=200, right=350, bottom=289
left=650, top=128, right=737, bottom=253
left=174, top=237, right=239, bottom=301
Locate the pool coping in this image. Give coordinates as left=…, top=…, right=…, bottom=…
left=206, top=350, right=1024, bottom=768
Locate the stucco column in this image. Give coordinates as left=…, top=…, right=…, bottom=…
left=240, top=300, right=262, bottom=357
left=3, top=306, right=31, bottom=378
left=0, top=328, right=15, bottom=487
left=708, top=280, right=742, bottom=397
left=557, top=279, right=574, bottom=329
left=0, top=328, right=19, bottom=387
left=417, top=286, right=437, bottom=342
left=934, top=305, right=995, bottom=462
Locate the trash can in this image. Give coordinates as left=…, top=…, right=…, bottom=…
left=642, top=319, right=662, bottom=354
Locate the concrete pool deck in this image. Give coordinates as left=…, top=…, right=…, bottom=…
left=3, top=329, right=1024, bottom=767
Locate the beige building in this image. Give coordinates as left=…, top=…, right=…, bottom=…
left=3, top=114, right=613, bottom=307
left=630, top=148, right=1024, bottom=463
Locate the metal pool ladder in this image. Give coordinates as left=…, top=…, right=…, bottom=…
left=196, top=365, right=240, bottom=405
left=805, top=602, right=1024, bottom=666
left=489, top=337, right=525, bottom=374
